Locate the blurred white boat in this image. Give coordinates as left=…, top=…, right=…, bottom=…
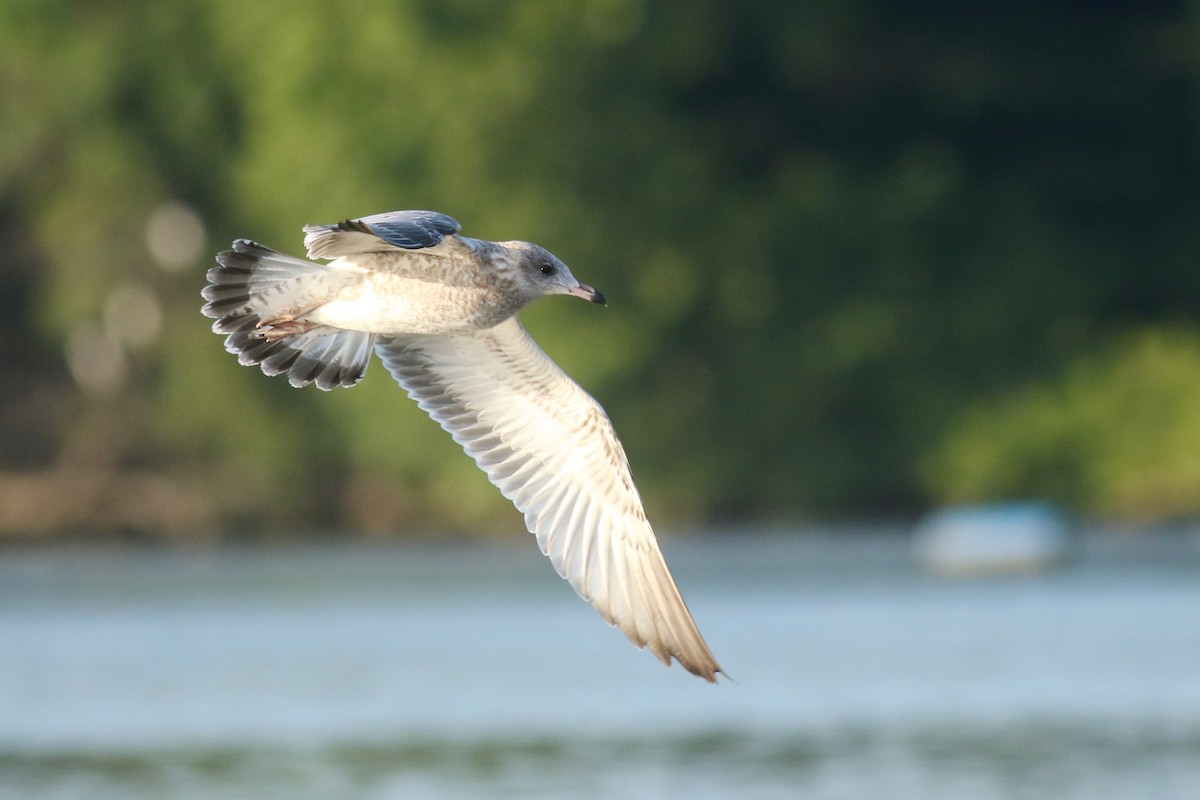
left=913, top=502, right=1072, bottom=577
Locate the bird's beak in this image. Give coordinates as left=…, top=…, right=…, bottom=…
left=568, top=282, right=606, bottom=306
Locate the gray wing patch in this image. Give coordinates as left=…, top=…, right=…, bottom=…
left=358, top=210, right=461, bottom=249
left=303, top=210, right=462, bottom=259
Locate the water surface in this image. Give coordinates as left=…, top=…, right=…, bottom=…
left=1, top=531, right=1197, bottom=798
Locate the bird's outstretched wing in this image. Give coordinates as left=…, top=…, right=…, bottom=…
left=303, top=210, right=462, bottom=259
left=374, top=317, right=723, bottom=681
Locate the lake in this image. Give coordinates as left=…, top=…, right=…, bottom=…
left=1, top=529, right=1197, bottom=799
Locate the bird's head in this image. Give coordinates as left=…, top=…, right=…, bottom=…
left=501, top=242, right=606, bottom=307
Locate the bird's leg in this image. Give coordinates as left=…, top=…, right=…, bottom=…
left=256, top=304, right=323, bottom=341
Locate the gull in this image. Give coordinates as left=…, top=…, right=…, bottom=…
left=200, top=210, right=723, bottom=681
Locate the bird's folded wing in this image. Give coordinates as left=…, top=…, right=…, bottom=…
left=374, top=317, right=722, bottom=681
left=303, top=210, right=462, bottom=259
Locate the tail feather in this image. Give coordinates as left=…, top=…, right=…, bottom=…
left=202, top=240, right=375, bottom=390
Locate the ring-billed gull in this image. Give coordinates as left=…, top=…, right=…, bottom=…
left=201, top=210, right=724, bottom=681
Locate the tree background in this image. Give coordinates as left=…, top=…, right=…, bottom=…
left=1, top=0, right=1196, bottom=539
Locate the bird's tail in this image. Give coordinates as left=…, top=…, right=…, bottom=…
left=201, top=239, right=376, bottom=390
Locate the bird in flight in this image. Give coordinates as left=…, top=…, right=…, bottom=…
left=200, top=210, right=723, bottom=681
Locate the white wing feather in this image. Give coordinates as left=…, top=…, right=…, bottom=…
left=374, top=317, right=723, bottom=681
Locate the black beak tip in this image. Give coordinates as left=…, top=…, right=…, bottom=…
left=591, top=288, right=607, bottom=306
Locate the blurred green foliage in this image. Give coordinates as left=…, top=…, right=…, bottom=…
left=925, top=328, right=1200, bottom=521
left=0, top=0, right=1196, bottom=535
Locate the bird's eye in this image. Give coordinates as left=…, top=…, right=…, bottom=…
left=539, top=262, right=556, bottom=276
